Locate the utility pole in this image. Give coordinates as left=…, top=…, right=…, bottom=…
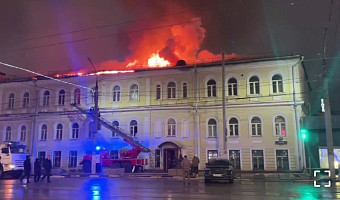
left=31, top=78, right=38, bottom=160
left=322, top=27, right=335, bottom=180
left=222, top=52, right=227, bottom=157
left=88, top=57, right=99, bottom=174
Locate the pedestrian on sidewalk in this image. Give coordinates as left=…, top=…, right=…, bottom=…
left=20, top=155, right=31, bottom=183
left=41, top=155, right=52, bottom=183
left=34, top=158, right=41, bottom=182
left=182, top=155, right=191, bottom=185
left=191, top=155, right=200, bottom=177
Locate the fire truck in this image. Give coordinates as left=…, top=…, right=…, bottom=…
left=0, top=141, right=28, bottom=179
left=71, top=104, right=150, bottom=173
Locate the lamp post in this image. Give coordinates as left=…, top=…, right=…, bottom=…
left=88, top=57, right=99, bottom=174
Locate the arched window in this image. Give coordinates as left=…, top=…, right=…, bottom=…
left=228, top=78, right=237, bottom=96
left=41, top=124, right=47, bottom=141
left=58, top=90, right=65, bottom=105
left=113, top=86, right=121, bottom=102
left=130, top=84, right=139, bottom=101
left=8, top=93, right=14, bottom=109
left=72, top=123, right=79, bottom=139
left=182, top=83, right=188, bottom=98
left=56, top=124, right=63, bottom=140
left=251, top=117, right=262, bottom=136
left=112, top=121, right=119, bottom=137
left=229, top=118, right=239, bottom=136
left=130, top=120, right=138, bottom=137
left=275, top=116, right=286, bottom=136
left=74, top=89, right=81, bottom=105
left=156, top=85, right=161, bottom=100
left=43, top=91, right=50, bottom=106
left=20, top=126, right=26, bottom=141
left=208, top=118, right=217, bottom=137
left=167, top=82, right=176, bottom=99
left=5, top=126, right=11, bottom=141
left=272, top=74, right=283, bottom=93
left=167, top=118, right=176, bottom=136
left=207, top=79, right=217, bottom=97
left=23, top=92, right=29, bottom=108
left=249, top=76, right=260, bottom=94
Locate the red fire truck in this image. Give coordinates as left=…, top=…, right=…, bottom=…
left=72, top=104, right=150, bottom=173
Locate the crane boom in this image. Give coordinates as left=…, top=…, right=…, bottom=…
left=71, top=104, right=150, bottom=153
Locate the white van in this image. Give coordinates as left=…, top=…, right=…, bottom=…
left=0, top=142, right=28, bottom=178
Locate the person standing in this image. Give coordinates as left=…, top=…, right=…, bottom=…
left=41, top=155, right=52, bottom=183
left=192, top=155, right=200, bottom=177
left=20, top=155, right=31, bottom=183
left=182, top=155, right=191, bottom=185
left=34, top=158, right=41, bottom=182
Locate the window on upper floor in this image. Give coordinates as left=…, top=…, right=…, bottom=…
left=182, top=83, right=188, bottom=98
left=8, top=93, right=14, bottom=109
left=20, top=125, right=26, bottom=141
left=156, top=84, right=161, bottom=100
left=208, top=118, right=217, bottom=137
left=113, top=86, right=121, bottom=102
left=41, top=124, right=47, bottom=141
left=130, top=120, right=138, bottom=137
left=23, top=92, right=29, bottom=108
left=167, top=82, right=176, bottom=99
left=5, top=126, right=11, bottom=141
left=207, top=79, right=217, bottom=97
left=74, top=89, right=81, bottom=105
left=58, top=90, right=65, bottom=106
left=167, top=118, right=176, bottom=137
left=56, top=124, right=63, bottom=140
left=43, top=91, right=50, bottom=106
left=272, top=74, right=283, bottom=93
left=251, top=117, right=262, bottom=136
left=228, top=78, right=238, bottom=96
left=112, top=121, right=119, bottom=137
left=229, top=117, right=239, bottom=136
left=249, top=76, right=260, bottom=95
left=130, top=84, right=139, bottom=101
left=71, top=123, right=79, bottom=139
left=275, top=116, right=286, bottom=136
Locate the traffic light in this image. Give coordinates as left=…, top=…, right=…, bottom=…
left=300, top=128, right=308, bottom=141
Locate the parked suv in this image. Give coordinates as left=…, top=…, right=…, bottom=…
left=204, top=158, right=234, bottom=183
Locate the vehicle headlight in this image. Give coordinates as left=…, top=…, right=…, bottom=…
left=9, top=164, right=15, bottom=169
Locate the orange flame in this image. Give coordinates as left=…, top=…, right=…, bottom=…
left=147, top=53, right=170, bottom=67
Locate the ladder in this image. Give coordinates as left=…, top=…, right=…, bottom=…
left=71, top=104, right=150, bottom=153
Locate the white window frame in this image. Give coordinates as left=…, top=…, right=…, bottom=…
left=20, top=125, right=26, bottom=141
left=272, top=74, right=284, bottom=94
left=250, top=149, right=265, bottom=170
left=167, top=82, right=176, bottom=99
left=43, top=91, right=50, bottom=106
left=129, top=84, right=139, bottom=101
left=228, top=149, right=242, bottom=170
left=56, top=124, right=63, bottom=140
left=207, top=79, right=217, bottom=97
left=53, top=151, right=62, bottom=168
left=71, top=123, right=79, bottom=139
left=156, top=84, right=162, bottom=100
left=5, top=126, right=12, bottom=141
left=182, top=82, right=188, bottom=98
left=40, top=124, right=47, bottom=141
left=249, top=76, right=260, bottom=95
left=227, top=78, right=238, bottom=96
left=207, top=150, right=219, bottom=160
left=73, top=89, right=81, bottom=105
left=274, top=115, right=287, bottom=137
left=167, top=118, right=176, bottom=137
left=207, top=118, right=218, bottom=138
left=23, top=92, right=29, bottom=108
left=274, top=149, right=290, bottom=170
left=112, top=121, right=119, bottom=137
left=69, top=151, right=77, bottom=168
left=8, top=93, right=14, bottom=109
left=130, top=120, right=138, bottom=137
left=250, top=116, right=262, bottom=137
left=58, top=90, right=65, bottom=106
left=113, top=85, right=121, bottom=102
left=228, top=117, right=239, bottom=137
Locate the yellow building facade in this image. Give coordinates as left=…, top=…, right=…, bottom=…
left=0, top=56, right=306, bottom=172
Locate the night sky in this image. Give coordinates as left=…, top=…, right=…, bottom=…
left=0, top=0, right=339, bottom=114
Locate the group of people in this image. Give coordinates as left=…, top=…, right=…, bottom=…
left=180, top=154, right=200, bottom=185
left=20, top=155, right=52, bottom=183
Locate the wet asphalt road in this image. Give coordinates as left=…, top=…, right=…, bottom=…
left=0, top=177, right=340, bottom=200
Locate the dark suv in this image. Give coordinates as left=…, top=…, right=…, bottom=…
left=204, top=158, right=234, bottom=183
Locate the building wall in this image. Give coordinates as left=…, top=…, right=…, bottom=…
left=0, top=56, right=306, bottom=171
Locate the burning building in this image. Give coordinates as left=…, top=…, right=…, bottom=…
left=0, top=55, right=308, bottom=173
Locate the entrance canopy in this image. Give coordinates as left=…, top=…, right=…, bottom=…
left=158, top=141, right=181, bottom=149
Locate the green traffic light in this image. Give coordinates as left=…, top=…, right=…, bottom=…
left=300, top=128, right=307, bottom=140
